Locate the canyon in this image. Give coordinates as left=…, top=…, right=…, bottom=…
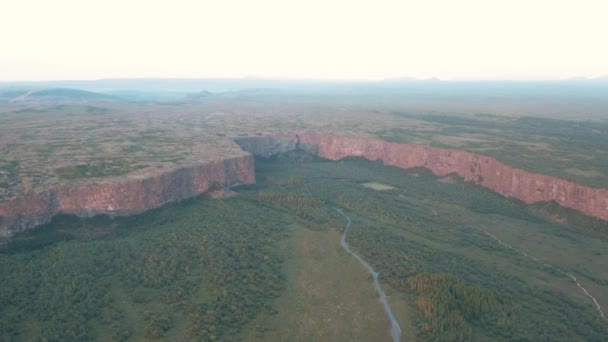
left=1, top=134, right=607, bottom=241
left=237, top=135, right=608, bottom=221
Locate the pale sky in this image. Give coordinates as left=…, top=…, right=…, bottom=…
left=1, top=0, right=606, bottom=81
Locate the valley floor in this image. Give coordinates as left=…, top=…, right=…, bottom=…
left=2, top=156, right=608, bottom=341
left=240, top=223, right=415, bottom=341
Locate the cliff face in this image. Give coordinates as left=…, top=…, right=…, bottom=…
left=233, top=136, right=318, bottom=157
left=3, top=133, right=607, bottom=241
left=0, top=155, right=255, bottom=241
left=238, top=135, right=608, bottom=221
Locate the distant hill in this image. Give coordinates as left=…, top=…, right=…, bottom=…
left=184, top=90, right=214, bottom=101
left=0, top=89, right=28, bottom=102
left=1, top=79, right=607, bottom=118
left=8, top=88, right=118, bottom=103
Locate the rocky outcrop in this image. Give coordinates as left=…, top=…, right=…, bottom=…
left=0, top=154, right=254, bottom=241
left=237, top=135, right=608, bottom=221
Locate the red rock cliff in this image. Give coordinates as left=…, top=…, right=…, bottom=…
left=280, top=135, right=607, bottom=221
left=3, top=134, right=607, bottom=241
left=0, top=155, right=255, bottom=241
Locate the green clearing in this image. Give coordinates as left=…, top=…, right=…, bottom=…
left=239, top=224, right=409, bottom=342
left=1, top=155, right=608, bottom=341
left=362, top=182, right=396, bottom=191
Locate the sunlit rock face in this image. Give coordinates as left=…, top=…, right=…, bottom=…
left=241, top=134, right=608, bottom=221
left=0, top=155, right=255, bottom=241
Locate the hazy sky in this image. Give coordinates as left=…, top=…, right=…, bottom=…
left=1, top=0, right=606, bottom=81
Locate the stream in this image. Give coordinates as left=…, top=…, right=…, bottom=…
left=334, top=207, right=402, bottom=342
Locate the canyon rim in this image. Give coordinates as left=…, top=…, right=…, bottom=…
left=2, top=134, right=607, bottom=242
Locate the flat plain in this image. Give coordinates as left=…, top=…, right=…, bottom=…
left=2, top=85, right=608, bottom=203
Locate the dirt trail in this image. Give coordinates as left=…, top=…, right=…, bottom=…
left=334, top=208, right=402, bottom=342
left=484, top=231, right=607, bottom=321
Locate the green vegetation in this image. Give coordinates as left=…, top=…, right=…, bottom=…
left=254, top=156, right=608, bottom=341
left=1, top=160, right=20, bottom=184
left=0, top=160, right=20, bottom=198
left=2, top=155, right=607, bottom=341
left=54, top=159, right=145, bottom=179
left=85, top=106, right=111, bottom=114
left=1, top=198, right=290, bottom=341
left=408, top=274, right=501, bottom=341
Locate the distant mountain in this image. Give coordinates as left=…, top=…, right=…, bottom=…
left=1, top=78, right=607, bottom=105
left=182, top=88, right=282, bottom=102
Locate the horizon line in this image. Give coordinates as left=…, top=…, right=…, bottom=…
left=1, top=75, right=608, bottom=84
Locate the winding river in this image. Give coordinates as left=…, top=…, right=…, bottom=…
left=334, top=208, right=402, bottom=342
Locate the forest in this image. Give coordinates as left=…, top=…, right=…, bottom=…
left=1, top=155, right=607, bottom=341
left=0, top=197, right=290, bottom=341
